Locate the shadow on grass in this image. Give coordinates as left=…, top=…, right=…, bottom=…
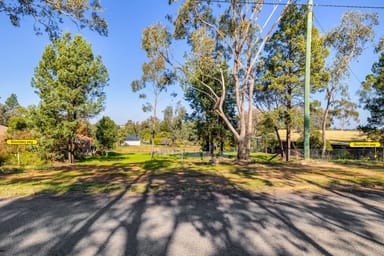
left=331, top=159, right=384, bottom=171
left=79, top=152, right=137, bottom=163
left=0, top=167, right=24, bottom=175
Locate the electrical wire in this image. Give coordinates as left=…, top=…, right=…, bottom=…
left=197, top=0, right=384, bottom=10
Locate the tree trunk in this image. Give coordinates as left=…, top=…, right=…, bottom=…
left=68, top=138, right=75, bottom=164
left=286, top=85, right=292, bottom=162
left=237, top=135, right=248, bottom=160
left=321, top=110, right=328, bottom=159
left=151, top=91, right=158, bottom=160
left=274, top=126, right=285, bottom=159
left=286, top=125, right=291, bottom=162
left=321, top=93, right=331, bottom=159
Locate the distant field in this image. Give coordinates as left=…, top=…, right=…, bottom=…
left=0, top=152, right=383, bottom=198
left=116, top=144, right=201, bottom=154
left=278, top=130, right=367, bottom=144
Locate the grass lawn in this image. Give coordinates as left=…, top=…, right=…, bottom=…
left=0, top=151, right=383, bottom=198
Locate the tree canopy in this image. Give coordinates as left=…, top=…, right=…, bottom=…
left=96, top=116, right=118, bottom=154
left=169, top=0, right=292, bottom=160
left=320, top=11, right=377, bottom=157
left=1, top=0, right=108, bottom=38
left=259, top=4, right=329, bottom=161
left=31, top=32, right=109, bottom=163
left=360, top=46, right=384, bottom=142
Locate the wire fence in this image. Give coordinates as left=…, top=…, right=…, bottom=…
left=272, top=147, right=384, bottom=162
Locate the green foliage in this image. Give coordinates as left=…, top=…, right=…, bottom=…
left=325, top=12, right=378, bottom=86
left=320, top=11, right=377, bottom=156
left=297, top=130, right=332, bottom=152
left=0, top=93, right=23, bottom=126
left=96, top=116, right=118, bottom=152
left=169, top=0, right=292, bottom=160
left=8, top=116, right=28, bottom=131
left=260, top=4, right=329, bottom=160
left=0, top=148, right=9, bottom=166
left=132, top=23, right=175, bottom=157
left=1, top=0, right=107, bottom=38
left=131, top=23, right=174, bottom=104
left=359, top=49, right=384, bottom=142
left=31, top=33, right=109, bottom=162
left=5, top=93, right=19, bottom=110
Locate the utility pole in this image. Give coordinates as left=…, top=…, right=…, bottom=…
left=304, top=0, right=313, bottom=160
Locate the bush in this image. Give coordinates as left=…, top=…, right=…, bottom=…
left=297, top=130, right=332, bottom=152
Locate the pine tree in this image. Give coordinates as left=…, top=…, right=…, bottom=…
left=31, top=33, right=109, bottom=163
left=96, top=116, right=118, bottom=156
left=260, top=4, right=329, bottom=161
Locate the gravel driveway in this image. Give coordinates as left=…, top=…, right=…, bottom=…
left=0, top=189, right=383, bottom=256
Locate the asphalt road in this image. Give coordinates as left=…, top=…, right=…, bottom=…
left=0, top=189, right=383, bottom=256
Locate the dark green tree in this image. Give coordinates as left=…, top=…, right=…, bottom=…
left=185, top=67, right=236, bottom=155
left=0, top=93, right=22, bottom=126
left=1, top=0, right=107, bottom=38
left=96, top=116, right=118, bottom=155
left=260, top=4, right=329, bottom=161
left=31, top=33, right=109, bottom=163
left=4, top=93, right=19, bottom=111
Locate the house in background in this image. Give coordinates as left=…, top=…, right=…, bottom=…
left=122, top=136, right=141, bottom=146
left=75, top=134, right=93, bottom=154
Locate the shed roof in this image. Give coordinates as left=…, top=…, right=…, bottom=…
left=125, top=136, right=140, bottom=141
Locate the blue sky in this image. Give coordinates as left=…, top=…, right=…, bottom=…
left=0, top=0, right=383, bottom=127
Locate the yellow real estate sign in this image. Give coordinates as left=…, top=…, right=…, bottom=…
left=349, top=142, right=381, bottom=148
left=6, top=140, right=38, bottom=145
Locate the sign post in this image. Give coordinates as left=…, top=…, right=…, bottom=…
left=349, top=142, right=381, bottom=148
left=6, top=140, right=38, bottom=166
left=6, top=140, right=38, bottom=145
left=349, top=142, right=381, bottom=161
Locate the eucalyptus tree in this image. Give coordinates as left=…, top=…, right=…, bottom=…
left=168, top=0, right=292, bottom=160
left=321, top=11, right=378, bottom=158
left=359, top=40, right=384, bottom=143
left=31, top=33, right=109, bottom=163
left=1, top=0, right=107, bottom=38
left=131, top=23, right=175, bottom=158
left=260, top=4, right=329, bottom=161
left=184, top=64, right=237, bottom=155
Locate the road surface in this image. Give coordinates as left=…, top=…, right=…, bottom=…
left=0, top=189, right=383, bottom=255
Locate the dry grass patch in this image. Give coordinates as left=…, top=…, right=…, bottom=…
left=0, top=155, right=383, bottom=197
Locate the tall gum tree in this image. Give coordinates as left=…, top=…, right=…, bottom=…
left=260, top=4, right=329, bottom=161
left=321, top=11, right=378, bottom=158
left=131, top=23, right=175, bottom=159
left=31, top=33, right=109, bottom=163
left=169, top=0, right=292, bottom=160
left=359, top=39, right=384, bottom=143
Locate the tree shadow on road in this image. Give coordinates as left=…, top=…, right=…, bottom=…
left=0, top=159, right=383, bottom=255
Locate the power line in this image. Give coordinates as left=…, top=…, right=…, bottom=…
left=197, top=0, right=384, bottom=10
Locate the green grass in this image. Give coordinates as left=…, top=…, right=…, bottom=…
left=0, top=152, right=383, bottom=197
